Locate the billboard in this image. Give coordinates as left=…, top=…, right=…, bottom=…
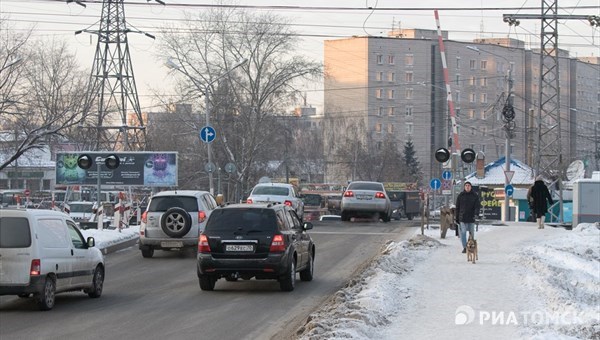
left=56, top=152, right=178, bottom=187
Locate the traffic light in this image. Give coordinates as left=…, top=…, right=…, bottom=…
left=76, top=154, right=120, bottom=169
left=460, top=148, right=476, bottom=163
left=435, top=148, right=451, bottom=163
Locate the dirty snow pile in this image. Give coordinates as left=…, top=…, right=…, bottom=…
left=514, top=223, right=600, bottom=339
left=296, top=235, right=443, bottom=339
left=80, top=227, right=139, bottom=249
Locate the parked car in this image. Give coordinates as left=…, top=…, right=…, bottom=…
left=340, top=181, right=392, bottom=222
left=319, top=214, right=341, bottom=221
left=0, top=209, right=105, bottom=310
left=139, top=190, right=218, bottom=258
left=197, top=203, right=315, bottom=292
left=246, top=182, right=304, bottom=218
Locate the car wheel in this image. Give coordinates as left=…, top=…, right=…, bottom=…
left=279, top=258, right=296, bottom=292
left=160, top=207, right=192, bottom=238
left=407, top=213, right=413, bottom=220
left=88, top=265, right=104, bottom=298
left=299, top=251, right=314, bottom=282
left=382, top=213, right=391, bottom=222
left=141, top=247, right=154, bottom=258
left=199, top=274, right=216, bottom=291
left=341, top=211, right=351, bottom=222
left=37, top=276, right=56, bottom=311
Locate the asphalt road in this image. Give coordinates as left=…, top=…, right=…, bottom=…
left=0, top=220, right=418, bottom=340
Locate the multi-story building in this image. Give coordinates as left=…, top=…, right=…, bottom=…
left=324, top=29, right=599, bottom=183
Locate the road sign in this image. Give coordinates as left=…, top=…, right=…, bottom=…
left=199, top=126, right=216, bottom=143
left=224, top=163, right=236, bottom=173
left=442, top=170, right=452, bottom=180
left=505, top=184, right=514, bottom=197
left=430, top=178, right=441, bottom=190
left=204, top=162, right=216, bottom=173
left=441, top=179, right=452, bottom=195
left=24, top=189, right=30, bottom=197
left=504, top=170, right=515, bottom=183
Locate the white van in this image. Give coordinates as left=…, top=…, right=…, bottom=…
left=0, top=209, right=105, bottom=310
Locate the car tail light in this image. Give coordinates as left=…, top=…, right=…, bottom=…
left=198, top=234, right=211, bottom=253
left=30, top=259, right=41, bottom=276
left=284, top=200, right=292, bottom=207
left=343, top=190, right=354, bottom=197
left=246, top=198, right=253, bottom=204
left=375, top=192, right=386, bottom=199
left=269, top=234, right=286, bottom=253
left=198, top=211, right=207, bottom=222
left=141, top=211, right=148, bottom=224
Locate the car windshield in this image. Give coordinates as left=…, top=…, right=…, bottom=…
left=205, top=208, right=277, bottom=232
left=348, top=183, right=383, bottom=191
left=252, top=186, right=289, bottom=196
left=70, top=204, right=94, bottom=213
left=148, top=196, right=198, bottom=212
left=387, top=191, right=402, bottom=201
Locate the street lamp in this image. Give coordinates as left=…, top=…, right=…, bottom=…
left=166, top=57, right=248, bottom=195
left=466, top=45, right=515, bottom=222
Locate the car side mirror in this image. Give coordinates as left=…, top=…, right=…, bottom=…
left=87, top=237, right=95, bottom=248
left=303, top=222, right=313, bottom=231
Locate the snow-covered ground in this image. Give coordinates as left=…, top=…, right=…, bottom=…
left=295, top=222, right=600, bottom=340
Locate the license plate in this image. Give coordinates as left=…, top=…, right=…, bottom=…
left=161, top=241, right=183, bottom=248
left=357, top=195, right=371, bottom=200
left=225, top=244, right=254, bottom=252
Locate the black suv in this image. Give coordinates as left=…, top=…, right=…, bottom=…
left=197, top=203, right=315, bottom=292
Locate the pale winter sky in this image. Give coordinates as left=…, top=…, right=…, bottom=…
left=3, top=0, right=599, bottom=111
left=82, top=222, right=600, bottom=339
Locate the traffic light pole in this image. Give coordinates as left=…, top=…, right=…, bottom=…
left=96, top=159, right=102, bottom=231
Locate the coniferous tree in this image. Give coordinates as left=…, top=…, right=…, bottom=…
left=403, top=139, right=422, bottom=184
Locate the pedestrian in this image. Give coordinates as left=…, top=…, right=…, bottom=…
left=529, top=176, right=553, bottom=229
left=455, top=181, right=481, bottom=253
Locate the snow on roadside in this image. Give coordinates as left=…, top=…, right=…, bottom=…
left=513, top=223, right=600, bottom=339
left=80, top=227, right=139, bottom=249
left=296, top=234, right=443, bottom=340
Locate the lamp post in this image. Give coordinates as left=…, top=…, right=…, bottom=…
left=166, top=58, right=248, bottom=195
left=467, top=45, right=514, bottom=222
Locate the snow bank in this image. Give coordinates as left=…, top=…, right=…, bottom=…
left=80, top=227, right=139, bottom=249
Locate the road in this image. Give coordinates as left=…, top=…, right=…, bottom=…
left=0, top=220, right=418, bottom=340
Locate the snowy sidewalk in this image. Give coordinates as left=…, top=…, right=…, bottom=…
left=381, top=223, right=545, bottom=339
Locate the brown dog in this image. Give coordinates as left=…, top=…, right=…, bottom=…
left=466, top=233, right=478, bottom=264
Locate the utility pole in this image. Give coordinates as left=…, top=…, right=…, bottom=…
left=70, top=0, right=164, bottom=151
left=503, top=4, right=600, bottom=223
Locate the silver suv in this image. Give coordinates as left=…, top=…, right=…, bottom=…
left=139, top=190, right=218, bottom=258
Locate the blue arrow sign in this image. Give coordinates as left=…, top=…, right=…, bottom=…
left=505, top=184, right=514, bottom=197
left=200, top=125, right=216, bottom=143
left=430, top=178, right=441, bottom=190
left=442, top=170, right=452, bottom=180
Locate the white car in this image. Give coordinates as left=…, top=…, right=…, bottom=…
left=246, top=183, right=304, bottom=218
left=0, top=209, right=105, bottom=310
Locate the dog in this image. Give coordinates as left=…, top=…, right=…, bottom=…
left=466, top=233, right=478, bottom=264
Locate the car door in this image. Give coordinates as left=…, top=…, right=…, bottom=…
left=66, top=222, right=93, bottom=286
left=36, top=218, right=72, bottom=291
left=283, top=208, right=306, bottom=265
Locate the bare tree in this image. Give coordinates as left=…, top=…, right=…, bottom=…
left=0, top=34, right=93, bottom=170
left=158, top=5, right=321, bottom=194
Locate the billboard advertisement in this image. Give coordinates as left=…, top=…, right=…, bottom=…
left=56, top=152, right=178, bottom=187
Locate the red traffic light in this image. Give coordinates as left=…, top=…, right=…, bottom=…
left=435, top=148, right=450, bottom=163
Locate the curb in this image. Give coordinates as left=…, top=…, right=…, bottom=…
left=100, top=237, right=139, bottom=255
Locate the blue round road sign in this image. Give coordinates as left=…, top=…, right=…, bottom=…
left=430, top=178, right=441, bottom=190
left=505, top=184, right=514, bottom=197
left=200, top=125, right=216, bottom=143
left=442, top=170, right=452, bottom=180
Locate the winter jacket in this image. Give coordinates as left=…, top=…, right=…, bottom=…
left=455, top=190, right=481, bottom=223
left=530, top=180, right=553, bottom=217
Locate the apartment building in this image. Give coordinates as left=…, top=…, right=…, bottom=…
left=323, top=29, right=599, bottom=183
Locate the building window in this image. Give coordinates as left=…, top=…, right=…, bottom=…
left=470, top=59, right=476, bottom=70
left=482, top=126, right=487, bottom=136
left=388, top=55, right=395, bottom=65
left=470, top=93, right=476, bottom=103
left=456, top=57, right=461, bottom=69
left=480, top=110, right=486, bottom=120
left=376, top=141, right=382, bottom=150
left=405, top=71, right=413, bottom=83
left=405, top=88, right=413, bottom=99
left=376, top=89, right=384, bottom=99
left=480, top=93, right=487, bottom=103
left=405, top=106, right=413, bottom=116
left=388, top=89, right=395, bottom=99
left=388, top=123, right=394, bottom=133
left=480, top=77, right=487, bottom=87
left=481, top=144, right=486, bottom=152
left=470, top=76, right=476, bottom=86
left=406, top=123, right=413, bottom=135
left=480, top=60, right=487, bottom=70
left=377, top=54, right=383, bottom=64
left=387, top=72, right=395, bottom=82
left=469, top=109, right=475, bottom=119
left=375, top=123, right=382, bottom=133
left=455, top=74, right=461, bottom=85
left=378, top=106, right=384, bottom=116
left=456, top=90, right=461, bottom=103
left=376, top=72, right=383, bottom=81
left=471, top=127, right=476, bottom=135
left=388, top=107, right=395, bottom=116
left=405, top=54, right=414, bottom=66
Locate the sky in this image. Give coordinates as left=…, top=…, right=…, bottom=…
left=2, top=0, right=599, bottom=112
left=81, top=221, right=600, bottom=339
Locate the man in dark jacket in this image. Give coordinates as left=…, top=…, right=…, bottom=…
left=455, top=181, right=481, bottom=253
left=529, top=176, right=553, bottom=229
